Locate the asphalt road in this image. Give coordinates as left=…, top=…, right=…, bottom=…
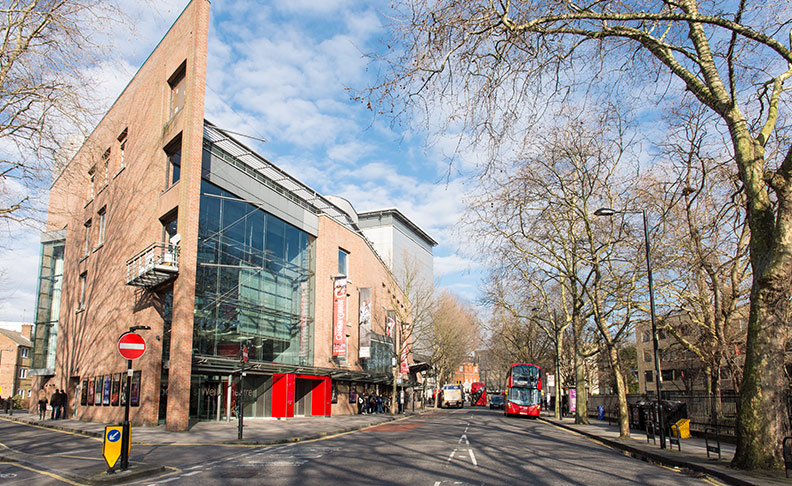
left=127, top=408, right=719, bottom=486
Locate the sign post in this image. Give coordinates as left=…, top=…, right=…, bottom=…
left=238, top=343, right=248, bottom=440
left=116, top=326, right=149, bottom=471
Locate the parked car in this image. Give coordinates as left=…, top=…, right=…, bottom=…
left=490, top=394, right=505, bottom=409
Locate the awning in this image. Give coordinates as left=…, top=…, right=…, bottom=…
left=191, top=355, right=394, bottom=383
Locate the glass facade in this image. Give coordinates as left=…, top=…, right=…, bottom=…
left=193, top=180, right=315, bottom=365
left=32, top=235, right=64, bottom=371
left=363, top=333, right=393, bottom=373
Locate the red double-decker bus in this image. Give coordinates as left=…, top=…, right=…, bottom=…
left=504, top=363, right=541, bottom=418
left=470, top=382, right=487, bottom=406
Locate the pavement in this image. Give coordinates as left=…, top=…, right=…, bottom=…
left=539, top=412, right=791, bottom=486
left=1, top=408, right=791, bottom=485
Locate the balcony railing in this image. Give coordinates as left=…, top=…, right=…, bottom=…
left=126, top=242, right=179, bottom=288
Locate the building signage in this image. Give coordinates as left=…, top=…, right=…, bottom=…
left=359, top=287, right=372, bottom=359
left=299, top=280, right=309, bottom=358
left=332, top=277, right=347, bottom=357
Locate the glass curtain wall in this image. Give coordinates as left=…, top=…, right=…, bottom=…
left=33, top=237, right=64, bottom=370
left=194, top=180, right=315, bottom=365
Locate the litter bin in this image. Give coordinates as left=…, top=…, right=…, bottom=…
left=597, top=405, right=605, bottom=420
left=672, top=418, right=691, bottom=439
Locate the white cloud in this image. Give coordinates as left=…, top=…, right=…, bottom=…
left=0, top=225, right=41, bottom=323
left=433, top=254, right=483, bottom=278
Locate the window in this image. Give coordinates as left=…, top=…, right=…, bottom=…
left=96, top=208, right=106, bottom=247
left=168, top=62, right=186, bottom=118
left=165, top=137, right=181, bottom=186
left=102, top=148, right=110, bottom=186
left=643, top=350, right=652, bottom=363
left=83, top=220, right=92, bottom=257
left=661, top=369, right=675, bottom=381
left=644, top=370, right=653, bottom=383
left=20, top=347, right=29, bottom=359
left=117, top=128, right=127, bottom=171
left=78, top=272, right=87, bottom=310
left=162, top=212, right=178, bottom=243
left=18, top=368, right=27, bottom=379
left=89, top=167, right=96, bottom=200
left=338, top=248, right=348, bottom=276
left=642, top=330, right=651, bottom=343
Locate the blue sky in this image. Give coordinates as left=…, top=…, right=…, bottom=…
left=0, top=0, right=483, bottom=328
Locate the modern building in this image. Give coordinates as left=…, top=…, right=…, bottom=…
left=0, top=325, right=33, bottom=404
left=635, top=314, right=745, bottom=395
left=29, top=0, right=431, bottom=430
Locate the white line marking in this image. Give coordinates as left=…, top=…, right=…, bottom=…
left=447, top=449, right=457, bottom=462
left=458, top=434, right=469, bottom=444
left=468, top=448, right=478, bottom=467
left=182, top=471, right=201, bottom=476
left=434, top=482, right=441, bottom=486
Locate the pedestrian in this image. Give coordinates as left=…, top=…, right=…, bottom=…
left=57, top=389, right=66, bottom=419
left=367, top=394, right=374, bottom=414
left=4, top=396, right=12, bottom=415
left=38, top=395, right=48, bottom=420
left=50, top=389, right=61, bottom=420
left=357, top=392, right=364, bottom=414
left=376, top=394, right=383, bottom=414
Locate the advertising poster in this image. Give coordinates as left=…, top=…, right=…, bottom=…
left=80, top=380, right=88, bottom=406
left=111, top=374, right=120, bottom=406
left=94, top=378, right=102, bottom=405
left=131, top=371, right=141, bottom=407
left=102, top=375, right=111, bottom=406
left=400, top=335, right=409, bottom=375
left=386, top=311, right=396, bottom=338
left=358, top=288, right=371, bottom=359
left=120, top=378, right=128, bottom=407
left=87, top=378, right=95, bottom=406
left=332, top=277, right=347, bottom=357
left=569, top=388, right=577, bottom=413
left=299, top=280, right=309, bottom=359
left=331, top=382, right=338, bottom=404
left=348, top=383, right=356, bottom=403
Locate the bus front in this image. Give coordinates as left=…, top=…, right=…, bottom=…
left=505, top=364, right=542, bottom=418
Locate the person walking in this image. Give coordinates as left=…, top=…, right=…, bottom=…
left=50, top=389, right=61, bottom=420
left=4, top=396, right=12, bottom=415
left=57, top=389, right=66, bottom=419
left=37, top=396, right=48, bottom=420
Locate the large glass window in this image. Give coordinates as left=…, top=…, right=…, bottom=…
left=33, top=236, right=64, bottom=370
left=194, top=180, right=315, bottom=366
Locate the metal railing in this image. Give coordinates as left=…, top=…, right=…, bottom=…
left=126, top=242, right=179, bottom=287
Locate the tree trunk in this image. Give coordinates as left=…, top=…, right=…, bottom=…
left=730, top=121, right=791, bottom=470
left=712, top=365, right=723, bottom=427
left=607, top=345, right=630, bottom=438
left=575, top=346, right=588, bottom=424
left=554, top=333, right=563, bottom=420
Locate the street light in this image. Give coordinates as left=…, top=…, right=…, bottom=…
left=594, top=207, right=666, bottom=449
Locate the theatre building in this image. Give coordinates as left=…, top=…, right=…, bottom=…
left=28, top=0, right=432, bottom=431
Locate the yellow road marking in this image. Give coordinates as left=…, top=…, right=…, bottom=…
left=0, top=460, right=85, bottom=486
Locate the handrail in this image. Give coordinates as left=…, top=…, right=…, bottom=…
left=126, top=242, right=179, bottom=286
left=705, top=426, right=722, bottom=460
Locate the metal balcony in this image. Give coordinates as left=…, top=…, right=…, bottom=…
left=126, top=242, right=179, bottom=288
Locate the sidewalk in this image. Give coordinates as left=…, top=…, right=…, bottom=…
left=539, top=412, right=790, bottom=486
left=0, top=410, right=416, bottom=484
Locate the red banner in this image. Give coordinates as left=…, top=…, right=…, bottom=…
left=400, top=343, right=409, bottom=374
left=332, top=277, right=347, bottom=357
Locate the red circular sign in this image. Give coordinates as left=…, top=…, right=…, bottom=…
left=118, top=333, right=146, bottom=360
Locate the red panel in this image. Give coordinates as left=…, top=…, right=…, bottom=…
left=311, top=379, right=325, bottom=417
left=324, top=378, right=331, bottom=416
left=272, top=373, right=288, bottom=418
left=286, top=374, right=295, bottom=418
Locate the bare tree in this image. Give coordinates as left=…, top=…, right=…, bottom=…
left=0, top=0, right=125, bottom=227
left=372, top=0, right=792, bottom=468
left=427, top=291, right=480, bottom=390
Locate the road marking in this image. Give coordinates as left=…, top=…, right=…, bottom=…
left=434, top=482, right=441, bottom=486
left=468, top=448, right=478, bottom=467
left=458, top=434, right=469, bottom=445
left=1, top=462, right=83, bottom=486
left=182, top=471, right=202, bottom=476
left=447, top=449, right=457, bottom=462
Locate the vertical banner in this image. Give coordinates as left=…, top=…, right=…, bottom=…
left=400, top=323, right=409, bottom=375
left=299, top=280, right=309, bottom=359
left=358, top=288, right=372, bottom=359
left=569, top=388, right=577, bottom=413
left=386, top=312, right=395, bottom=338
left=332, top=277, right=347, bottom=357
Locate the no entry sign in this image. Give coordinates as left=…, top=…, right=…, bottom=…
left=117, top=333, right=146, bottom=360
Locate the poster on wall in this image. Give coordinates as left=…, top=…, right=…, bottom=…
left=569, top=388, right=577, bottom=413
left=131, top=371, right=141, bottom=407
left=80, top=380, right=88, bottom=406
left=299, top=280, right=309, bottom=359
left=94, top=378, right=102, bottom=405
left=120, top=378, right=128, bottom=407
left=332, top=277, right=347, bottom=357
left=87, top=378, right=95, bottom=406
left=348, top=382, right=356, bottom=403
left=102, top=375, right=111, bottom=406
left=111, top=374, right=120, bottom=406
left=358, top=288, right=371, bottom=359
left=331, top=381, right=338, bottom=404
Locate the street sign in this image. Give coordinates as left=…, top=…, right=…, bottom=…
left=117, top=333, right=146, bottom=360
left=102, top=425, right=127, bottom=469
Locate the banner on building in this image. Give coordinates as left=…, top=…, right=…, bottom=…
left=569, top=388, right=576, bottom=413
left=400, top=328, right=409, bottom=374
left=299, top=280, right=309, bottom=358
left=386, top=311, right=395, bottom=338
left=333, top=277, right=347, bottom=357
left=358, top=287, right=372, bottom=359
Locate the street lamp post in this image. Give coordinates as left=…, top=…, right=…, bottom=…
left=594, top=207, right=665, bottom=449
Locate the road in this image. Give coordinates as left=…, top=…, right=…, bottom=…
left=1, top=408, right=721, bottom=485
